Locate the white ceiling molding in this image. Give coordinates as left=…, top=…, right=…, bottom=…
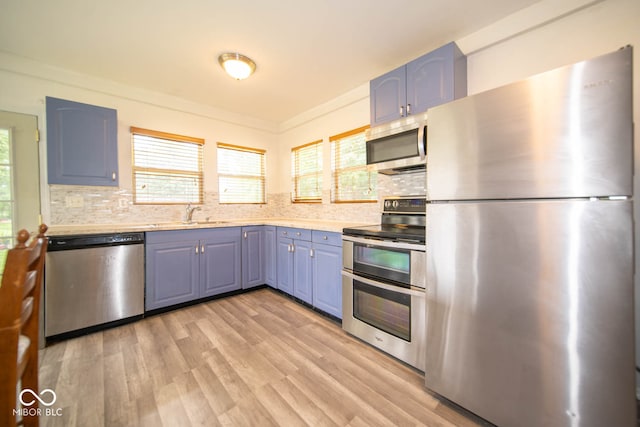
left=457, top=0, right=604, bottom=54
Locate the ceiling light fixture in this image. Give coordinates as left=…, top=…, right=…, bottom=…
left=218, top=52, right=256, bottom=80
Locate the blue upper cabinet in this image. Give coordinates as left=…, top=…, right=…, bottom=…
left=370, top=65, right=406, bottom=126
left=370, top=42, right=467, bottom=127
left=406, top=42, right=467, bottom=114
left=46, top=96, right=119, bottom=186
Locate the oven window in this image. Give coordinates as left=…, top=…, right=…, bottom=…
left=353, top=280, right=411, bottom=341
left=353, top=244, right=410, bottom=285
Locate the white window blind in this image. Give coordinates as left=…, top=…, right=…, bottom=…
left=131, top=127, right=204, bottom=204
left=217, top=143, right=266, bottom=204
left=331, top=126, right=377, bottom=202
left=291, top=140, right=322, bottom=203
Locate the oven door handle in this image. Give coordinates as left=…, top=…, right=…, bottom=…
left=342, top=235, right=425, bottom=251
left=342, top=270, right=426, bottom=296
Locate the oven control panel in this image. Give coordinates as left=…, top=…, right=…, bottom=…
left=382, top=197, right=426, bottom=214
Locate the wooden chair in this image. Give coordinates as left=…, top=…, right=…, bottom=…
left=0, top=224, right=48, bottom=427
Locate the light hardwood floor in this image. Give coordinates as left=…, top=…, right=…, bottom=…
left=38, top=288, right=485, bottom=426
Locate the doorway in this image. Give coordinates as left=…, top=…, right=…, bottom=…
left=0, top=111, right=41, bottom=271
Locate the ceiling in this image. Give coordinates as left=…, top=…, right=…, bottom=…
left=0, top=0, right=543, bottom=124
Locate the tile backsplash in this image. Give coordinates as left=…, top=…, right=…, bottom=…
left=48, top=171, right=425, bottom=225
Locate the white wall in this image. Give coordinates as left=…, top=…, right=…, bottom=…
left=465, top=0, right=639, bottom=96
left=0, top=53, right=280, bottom=225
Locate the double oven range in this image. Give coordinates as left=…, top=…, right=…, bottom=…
left=342, top=196, right=426, bottom=371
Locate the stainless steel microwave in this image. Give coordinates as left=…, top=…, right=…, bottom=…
left=366, top=112, right=427, bottom=175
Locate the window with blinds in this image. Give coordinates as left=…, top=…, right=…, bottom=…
left=291, top=140, right=323, bottom=203
left=131, top=127, right=204, bottom=204
left=217, top=143, right=266, bottom=204
left=330, top=125, right=377, bottom=202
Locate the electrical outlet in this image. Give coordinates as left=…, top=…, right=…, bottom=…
left=65, top=196, right=84, bottom=208
left=118, top=198, right=128, bottom=208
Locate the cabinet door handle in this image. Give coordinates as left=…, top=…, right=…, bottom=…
left=201, top=244, right=205, bottom=254
left=322, top=235, right=328, bottom=240
left=406, top=103, right=411, bottom=115
left=282, top=231, right=288, bottom=236
left=111, top=172, right=117, bottom=181
left=290, top=244, right=295, bottom=253
left=296, top=232, right=301, bottom=236
left=195, top=245, right=199, bottom=254
left=310, top=248, right=314, bottom=258
left=399, top=105, right=405, bottom=117
left=243, top=231, right=248, bottom=239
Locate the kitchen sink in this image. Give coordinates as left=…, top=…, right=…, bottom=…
left=141, top=221, right=230, bottom=229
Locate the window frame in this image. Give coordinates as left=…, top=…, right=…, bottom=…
left=291, top=139, right=323, bottom=203
left=216, top=142, right=267, bottom=204
left=0, top=127, right=14, bottom=274
left=330, top=125, right=377, bottom=203
left=131, top=126, right=204, bottom=205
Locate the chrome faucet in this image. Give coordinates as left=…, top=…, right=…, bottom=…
left=184, top=203, right=201, bottom=223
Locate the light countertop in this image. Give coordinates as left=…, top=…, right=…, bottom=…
left=47, top=218, right=373, bottom=236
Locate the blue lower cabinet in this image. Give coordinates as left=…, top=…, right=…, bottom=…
left=275, top=228, right=342, bottom=317
left=293, top=239, right=313, bottom=304
left=311, top=231, right=342, bottom=318
left=241, top=226, right=265, bottom=289
left=276, top=236, right=295, bottom=295
left=276, top=227, right=313, bottom=298
left=264, top=226, right=277, bottom=288
left=202, top=228, right=242, bottom=296
left=146, top=226, right=343, bottom=318
left=145, top=239, right=199, bottom=310
left=145, top=228, right=241, bottom=311
left=312, top=242, right=342, bottom=319
left=276, top=227, right=313, bottom=301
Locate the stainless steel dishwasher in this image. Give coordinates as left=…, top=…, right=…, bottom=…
left=44, top=232, right=145, bottom=339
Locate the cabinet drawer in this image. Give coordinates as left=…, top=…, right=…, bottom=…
left=312, top=230, right=341, bottom=246
left=277, top=227, right=311, bottom=241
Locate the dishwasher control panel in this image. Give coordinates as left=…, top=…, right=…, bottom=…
left=49, top=232, right=145, bottom=251
left=108, top=234, right=144, bottom=244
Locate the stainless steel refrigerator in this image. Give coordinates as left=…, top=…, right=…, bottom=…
left=425, top=46, right=635, bottom=427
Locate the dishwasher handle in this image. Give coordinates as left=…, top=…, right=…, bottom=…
left=48, top=233, right=145, bottom=251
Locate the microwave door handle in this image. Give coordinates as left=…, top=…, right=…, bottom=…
left=418, top=125, right=426, bottom=160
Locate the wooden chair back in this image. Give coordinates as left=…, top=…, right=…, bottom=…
left=0, top=224, right=48, bottom=427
